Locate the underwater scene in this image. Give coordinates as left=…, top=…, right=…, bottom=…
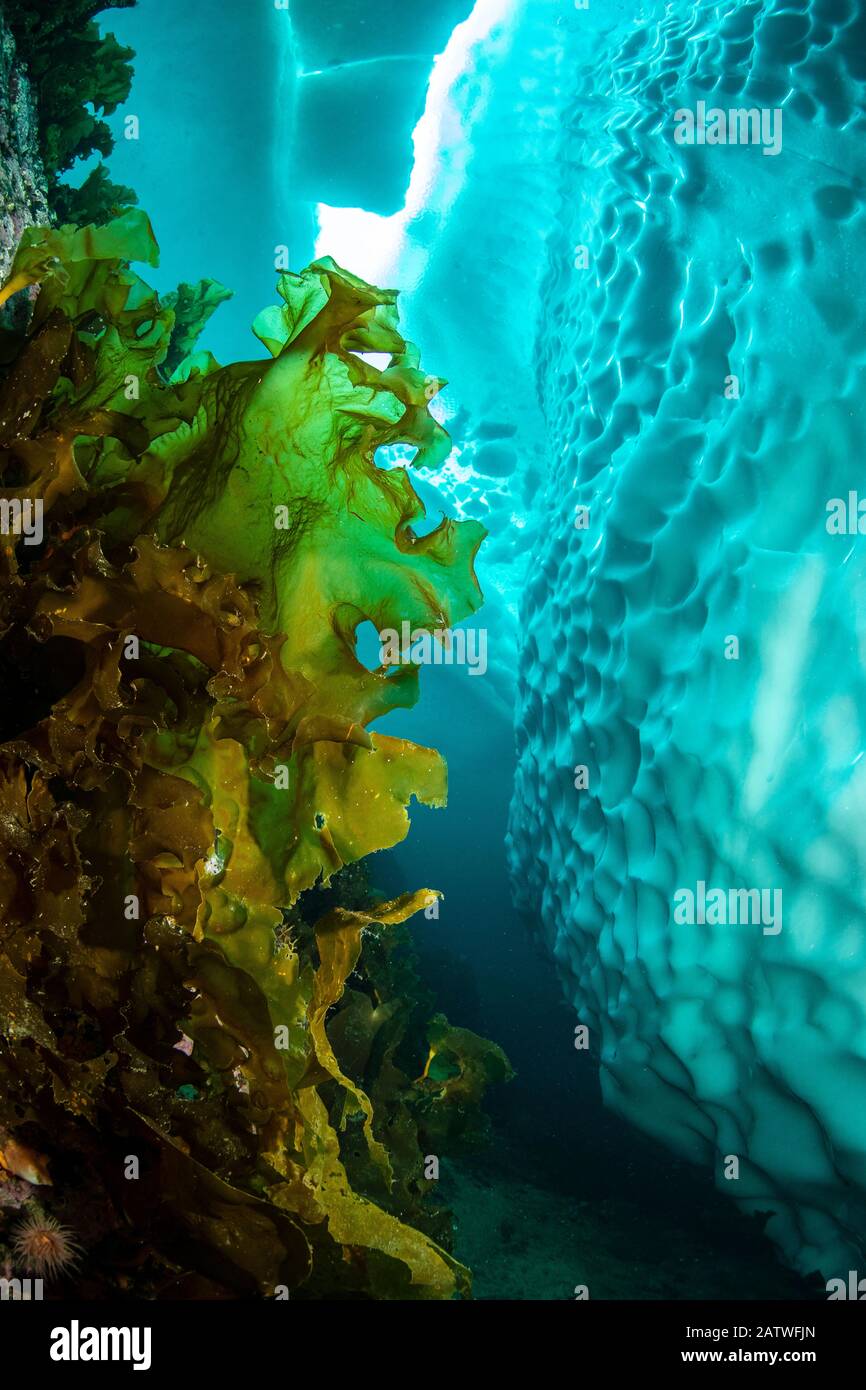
left=0, top=0, right=865, bottom=1352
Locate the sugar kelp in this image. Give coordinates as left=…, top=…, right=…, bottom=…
left=0, top=212, right=509, bottom=1299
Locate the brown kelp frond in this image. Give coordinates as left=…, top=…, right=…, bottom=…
left=0, top=213, right=508, bottom=1300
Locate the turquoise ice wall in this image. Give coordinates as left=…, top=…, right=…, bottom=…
left=507, top=0, right=866, bottom=1279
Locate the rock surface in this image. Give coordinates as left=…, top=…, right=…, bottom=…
left=0, top=11, right=48, bottom=319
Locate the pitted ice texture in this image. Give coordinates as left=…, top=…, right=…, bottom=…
left=507, top=0, right=866, bottom=1281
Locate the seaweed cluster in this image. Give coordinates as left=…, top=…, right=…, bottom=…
left=1, top=0, right=137, bottom=226
left=0, top=212, right=510, bottom=1299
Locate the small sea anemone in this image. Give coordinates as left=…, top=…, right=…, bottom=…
left=12, top=1211, right=81, bottom=1279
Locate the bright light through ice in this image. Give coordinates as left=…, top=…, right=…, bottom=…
left=314, top=0, right=517, bottom=286
left=350, top=351, right=392, bottom=371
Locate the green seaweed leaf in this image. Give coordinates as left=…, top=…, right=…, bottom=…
left=0, top=212, right=504, bottom=1300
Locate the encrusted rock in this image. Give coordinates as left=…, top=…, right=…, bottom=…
left=0, top=13, right=49, bottom=325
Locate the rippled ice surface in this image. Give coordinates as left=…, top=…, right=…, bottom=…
left=506, top=0, right=866, bottom=1280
